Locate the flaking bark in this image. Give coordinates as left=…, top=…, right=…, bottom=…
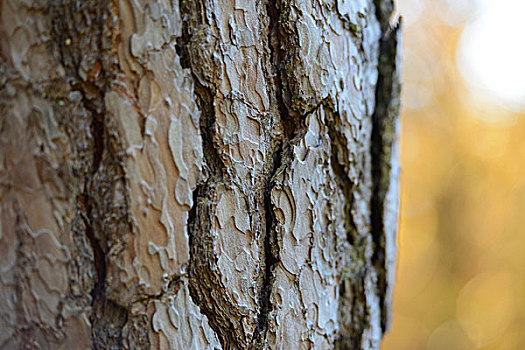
left=0, top=0, right=401, bottom=348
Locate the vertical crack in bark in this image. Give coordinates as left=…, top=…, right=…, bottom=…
left=265, top=0, right=304, bottom=140
left=50, top=1, right=134, bottom=348
left=323, top=102, right=367, bottom=349
left=335, top=270, right=368, bottom=350
left=178, top=33, right=235, bottom=350
left=374, top=0, right=395, bottom=34
left=179, top=0, right=316, bottom=346
left=324, top=104, right=359, bottom=245
left=249, top=1, right=307, bottom=347
left=177, top=2, right=234, bottom=346
left=370, top=12, right=401, bottom=333
left=251, top=143, right=283, bottom=349
left=78, top=70, right=107, bottom=310
left=78, top=195, right=105, bottom=301
left=186, top=184, right=201, bottom=259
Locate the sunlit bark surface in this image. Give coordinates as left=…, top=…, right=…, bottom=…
left=0, top=0, right=400, bottom=348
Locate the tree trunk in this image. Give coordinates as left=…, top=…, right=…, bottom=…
left=0, top=0, right=400, bottom=348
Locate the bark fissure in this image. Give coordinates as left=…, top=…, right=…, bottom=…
left=78, top=196, right=105, bottom=302
left=323, top=102, right=369, bottom=349
left=324, top=103, right=360, bottom=245
left=177, top=3, right=234, bottom=346
left=185, top=84, right=232, bottom=348
left=251, top=145, right=282, bottom=349
left=186, top=184, right=201, bottom=261
left=50, top=1, right=135, bottom=347
left=77, top=83, right=108, bottom=309
left=337, top=272, right=368, bottom=349
left=266, top=0, right=303, bottom=140
left=370, top=16, right=400, bottom=333
left=374, top=0, right=395, bottom=33
left=248, top=2, right=294, bottom=347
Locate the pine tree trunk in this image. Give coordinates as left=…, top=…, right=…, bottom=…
left=0, top=0, right=400, bottom=348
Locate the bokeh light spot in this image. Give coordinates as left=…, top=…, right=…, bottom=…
left=457, top=0, right=525, bottom=110
left=456, top=272, right=517, bottom=347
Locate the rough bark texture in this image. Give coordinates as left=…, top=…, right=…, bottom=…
left=0, top=0, right=400, bottom=348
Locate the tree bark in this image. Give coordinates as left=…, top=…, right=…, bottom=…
left=0, top=0, right=400, bottom=348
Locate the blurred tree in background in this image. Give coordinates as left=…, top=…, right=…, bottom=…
left=384, top=0, right=525, bottom=348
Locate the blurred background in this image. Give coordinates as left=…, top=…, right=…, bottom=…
left=382, top=0, right=525, bottom=349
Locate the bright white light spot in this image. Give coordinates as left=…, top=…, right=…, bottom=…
left=397, top=0, right=424, bottom=26
left=457, top=0, right=525, bottom=110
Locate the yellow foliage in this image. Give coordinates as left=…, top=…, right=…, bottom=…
left=383, top=0, right=525, bottom=348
